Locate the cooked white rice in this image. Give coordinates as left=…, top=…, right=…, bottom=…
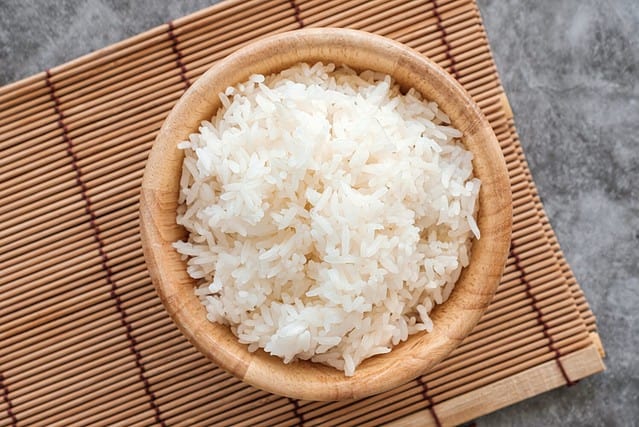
left=174, top=62, right=480, bottom=376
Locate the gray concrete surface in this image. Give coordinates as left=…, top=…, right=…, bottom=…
left=475, top=1, right=638, bottom=426
left=1, top=0, right=637, bottom=425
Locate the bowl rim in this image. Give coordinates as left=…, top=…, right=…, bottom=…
left=140, top=27, right=512, bottom=401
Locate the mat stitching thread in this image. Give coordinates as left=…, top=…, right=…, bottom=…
left=416, top=376, right=442, bottom=427
left=288, top=0, right=305, bottom=28
left=44, top=69, right=168, bottom=427
left=0, top=373, right=17, bottom=427
left=167, top=22, right=191, bottom=89
left=510, top=243, right=576, bottom=386
left=432, top=0, right=460, bottom=80
left=288, top=398, right=305, bottom=426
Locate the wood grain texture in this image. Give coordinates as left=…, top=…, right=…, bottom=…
left=139, top=28, right=513, bottom=401
left=0, top=1, right=604, bottom=423
left=386, top=344, right=605, bottom=427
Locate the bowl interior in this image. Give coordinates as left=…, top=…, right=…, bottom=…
left=140, top=28, right=512, bottom=401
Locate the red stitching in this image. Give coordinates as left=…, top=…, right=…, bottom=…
left=288, top=0, right=305, bottom=28
left=510, top=243, right=576, bottom=386
left=167, top=22, right=191, bottom=90
left=416, top=376, right=442, bottom=427
left=44, top=70, right=168, bottom=426
left=0, top=373, right=17, bottom=427
left=432, top=0, right=460, bottom=80
left=288, top=397, right=305, bottom=426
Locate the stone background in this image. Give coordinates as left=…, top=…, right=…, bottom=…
left=1, top=0, right=636, bottom=425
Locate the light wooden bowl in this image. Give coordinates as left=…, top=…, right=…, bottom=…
left=140, top=28, right=512, bottom=401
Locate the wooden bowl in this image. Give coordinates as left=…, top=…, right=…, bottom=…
left=140, top=28, right=512, bottom=401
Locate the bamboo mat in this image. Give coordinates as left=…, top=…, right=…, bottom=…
left=0, top=0, right=605, bottom=426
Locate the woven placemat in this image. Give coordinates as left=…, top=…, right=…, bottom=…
left=0, top=0, right=605, bottom=426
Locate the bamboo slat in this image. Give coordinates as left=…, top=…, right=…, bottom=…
left=387, top=345, right=605, bottom=426
left=0, top=0, right=603, bottom=426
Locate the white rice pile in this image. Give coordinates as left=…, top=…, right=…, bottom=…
left=174, top=62, right=480, bottom=376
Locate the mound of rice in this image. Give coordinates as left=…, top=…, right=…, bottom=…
left=174, top=62, right=480, bottom=376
